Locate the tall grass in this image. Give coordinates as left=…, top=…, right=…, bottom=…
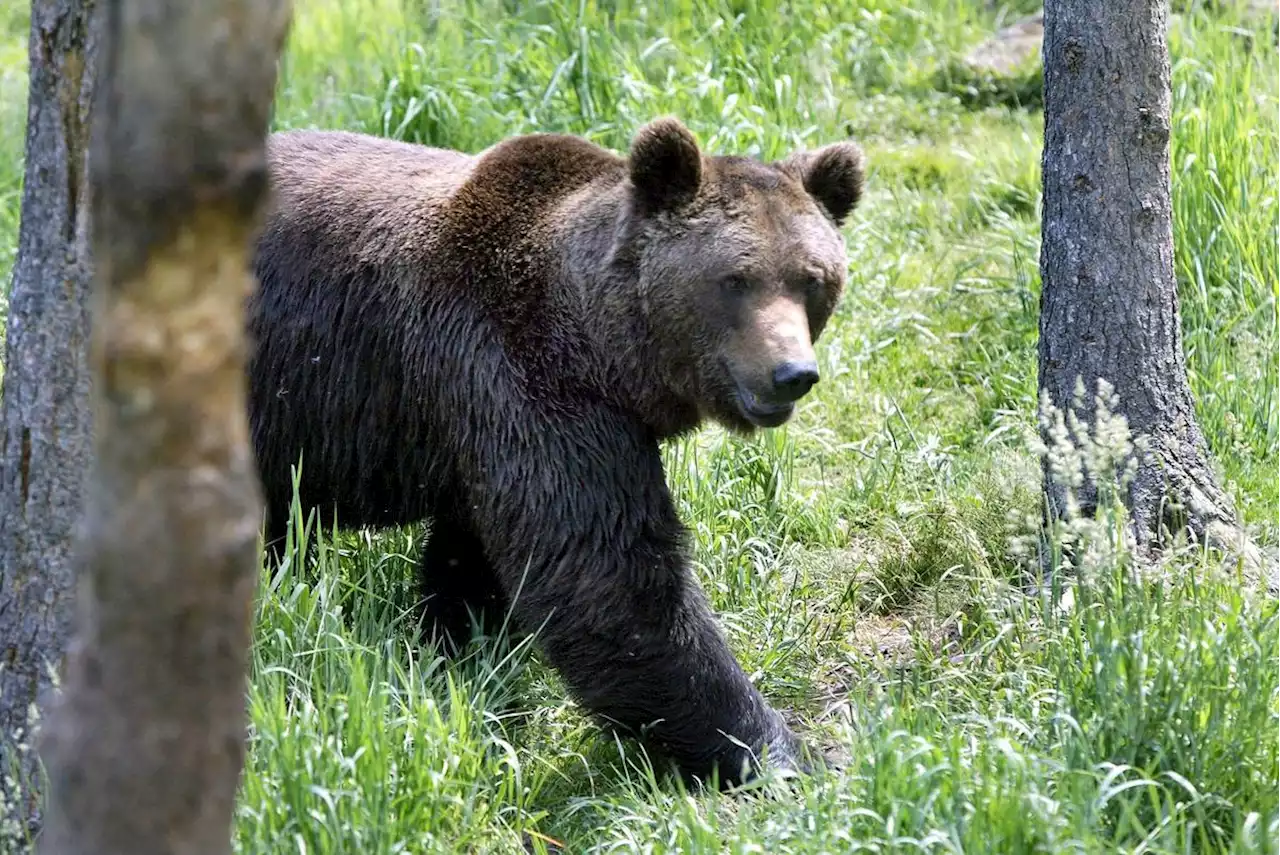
left=0, top=0, right=1275, bottom=852
left=1169, top=14, right=1279, bottom=535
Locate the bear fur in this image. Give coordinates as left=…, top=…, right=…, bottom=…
left=247, top=117, right=865, bottom=786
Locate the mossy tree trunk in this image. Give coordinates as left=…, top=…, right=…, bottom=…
left=35, top=0, right=291, bottom=853
left=1037, top=0, right=1259, bottom=570
left=0, top=0, right=99, bottom=835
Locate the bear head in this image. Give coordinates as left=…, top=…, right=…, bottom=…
left=623, top=116, right=864, bottom=433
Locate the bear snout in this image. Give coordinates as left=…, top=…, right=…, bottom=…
left=770, top=359, right=820, bottom=401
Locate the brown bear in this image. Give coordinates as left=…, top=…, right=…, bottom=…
left=246, top=117, right=865, bottom=787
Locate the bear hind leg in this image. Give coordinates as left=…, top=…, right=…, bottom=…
left=418, top=512, right=523, bottom=654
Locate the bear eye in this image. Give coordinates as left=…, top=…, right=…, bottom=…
left=803, top=275, right=826, bottom=298
left=720, top=274, right=752, bottom=295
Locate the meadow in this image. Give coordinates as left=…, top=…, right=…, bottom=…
left=0, top=1, right=1277, bottom=852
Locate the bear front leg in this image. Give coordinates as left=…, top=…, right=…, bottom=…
left=468, top=415, right=812, bottom=787
left=419, top=508, right=519, bottom=654
left=569, top=577, right=809, bottom=787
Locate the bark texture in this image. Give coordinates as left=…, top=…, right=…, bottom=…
left=0, top=0, right=99, bottom=834
left=1038, top=0, right=1258, bottom=568
left=35, top=1, right=291, bottom=853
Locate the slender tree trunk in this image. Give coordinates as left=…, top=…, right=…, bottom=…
left=35, top=0, right=291, bottom=852
left=1038, top=0, right=1259, bottom=571
left=0, top=0, right=98, bottom=835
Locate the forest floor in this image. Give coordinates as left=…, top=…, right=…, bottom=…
left=1, top=1, right=1277, bottom=853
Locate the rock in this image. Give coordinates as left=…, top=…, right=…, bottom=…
left=962, top=0, right=1275, bottom=84
left=963, top=11, right=1044, bottom=76
left=944, top=10, right=1046, bottom=110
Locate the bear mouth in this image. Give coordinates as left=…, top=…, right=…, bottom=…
left=735, top=386, right=795, bottom=428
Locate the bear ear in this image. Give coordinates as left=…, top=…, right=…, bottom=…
left=628, top=116, right=703, bottom=213
left=778, top=141, right=866, bottom=227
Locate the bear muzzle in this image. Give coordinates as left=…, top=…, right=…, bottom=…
left=771, top=360, right=820, bottom=399
left=732, top=359, right=820, bottom=428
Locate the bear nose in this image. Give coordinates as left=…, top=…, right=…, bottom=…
left=771, top=361, right=820, bottom=400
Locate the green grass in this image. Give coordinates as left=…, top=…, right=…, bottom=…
left=0, top=4, right=27, bottom=313
left=1, top=1, right=1277, bottom=852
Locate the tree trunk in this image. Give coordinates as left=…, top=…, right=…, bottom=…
left=35, top=0, right=291, bottom=852
left=0, top=0, right=98, bottom=836
left=1037, top=0, right=1259, bottom=571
